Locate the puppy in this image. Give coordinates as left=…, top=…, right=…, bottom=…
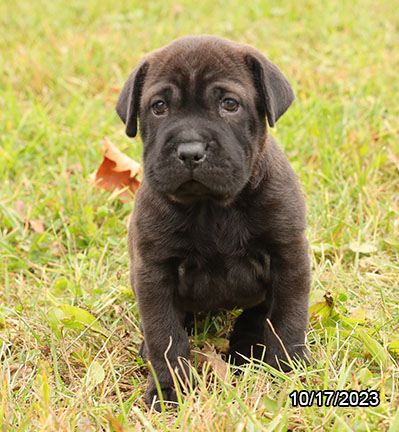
left=116, top=35, right=311, bottom=410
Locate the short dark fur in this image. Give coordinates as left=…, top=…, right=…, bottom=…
left=116, top=36, right=311, bottom=410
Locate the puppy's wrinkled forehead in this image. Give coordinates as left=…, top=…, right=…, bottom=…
left=116, top=35, right=295, bottom=137
left=144, top=37, right=253, bottom=91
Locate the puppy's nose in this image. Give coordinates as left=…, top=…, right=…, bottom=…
left=177, top=142, right=207, bottom=168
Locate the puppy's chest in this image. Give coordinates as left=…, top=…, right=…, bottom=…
left=176, top=226, right=270, bottom=311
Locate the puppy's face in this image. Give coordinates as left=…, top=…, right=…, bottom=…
left=140, top=54, right=260, bottom=202
left=117, top=36, right=295, bottom=203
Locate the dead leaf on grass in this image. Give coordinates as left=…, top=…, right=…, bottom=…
left=92, top=137, right=141, bottom=201
left=172, top=3, right=184, bottom=14
left=106, top=413, right=126, bottom=432
left=108, top=85, right=121, bottom=94
left=29, top=219, right=45, bottom=234
left=15, top=202, right=45, bottom=235
left=207, top=337, right=230, bottom=353
left=197, top=342, right=228, bottom=380
left=9, top=364, right=33, bottom=377
left=349, top=241, right=377, bottom=254
left=66, top=162, right=83, bottom=177
left=15, top=199, right=25, bottom=216
left=9, top=364, right=34, bottom=390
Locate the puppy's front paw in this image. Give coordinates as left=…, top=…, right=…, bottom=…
left=265, top=343, right=309, bottom=371
left=145, top=386, right=178, bottom=412
left=144, top=360, right=193, bottom=411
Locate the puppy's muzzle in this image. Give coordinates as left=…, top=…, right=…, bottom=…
left=177, top=141, right=207, bottom=169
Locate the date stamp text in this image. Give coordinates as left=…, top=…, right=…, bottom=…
left=289, top=390, right=380, bottom=407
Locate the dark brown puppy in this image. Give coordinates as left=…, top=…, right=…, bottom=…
left=116, top=35, right=311, bottom=410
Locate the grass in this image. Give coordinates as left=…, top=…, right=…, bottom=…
left=0, top=0, right=398, bottom=430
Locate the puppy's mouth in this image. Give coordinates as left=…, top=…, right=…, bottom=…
left=172, top=180, right=229, bottom=202
left=176, top=180, right=215, bottom=197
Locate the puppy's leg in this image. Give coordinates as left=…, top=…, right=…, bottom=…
left=134, top=265, right=191, bottom=411
left=265, top=236, right=311, bottom=370
left=138, top=323, right=147, bottom=359
left=228, top=302, right=268, bottom=365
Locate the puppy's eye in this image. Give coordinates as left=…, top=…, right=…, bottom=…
left=152, top=100, right=168, bottom=116
left=220, top=98, right=239, bottom=113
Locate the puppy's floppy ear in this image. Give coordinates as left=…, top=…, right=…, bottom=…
left=116, top=61, right=149, bottom=138
left=245, top=53, right=295, bottom=128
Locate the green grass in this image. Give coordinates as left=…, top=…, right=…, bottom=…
left=1, top=0, right=399, bottom=430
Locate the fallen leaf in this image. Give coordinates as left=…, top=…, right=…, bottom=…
left=358, top=367, right=373, bottom=385
left=66, top=163, right=83, bottom=177
left=108, top=85, right=121, bottom=94
left=47, top=304, right=108, bottom=338
left=207, top=337, right=230, bottom=353
left=8, top=364, right=34, bottom=390
left=263, top=395, right=278, bottom=413
left=76, top=417, right=97, bottom=432
left=172, top=3, right=184, bottom=14
left=389, top=405, right=399, bottom=432
left=15, top=200, right=25, bottom=216
left=82, top=361, right=105, bottom=389
left=16, top=203, right=45, bottom=236
left=92, top=137, right=141, bottom=201
left=389, top=339, right=399, bottom=354
left=106, top=413, right=126, bottom=432
left=349, top=241, right=377, bottom=254
left=311, top=242, right=333, bottom=255
left=197, top=342, right=228, bottom=380
left=0, top=313, right=6, bottom=329
left=383, top=235, right=399, bottom=249
left=350, top=309, right=366, bottom=322
left=309, top=291, right=340, bottom=328
left=356, top=328, right=390, bottom=368
left=9, top=364, right=33, bottom=378
left=29, top=219, right=45, bottom=234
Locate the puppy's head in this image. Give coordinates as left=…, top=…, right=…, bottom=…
left=116, top=36, right=294, bottom=204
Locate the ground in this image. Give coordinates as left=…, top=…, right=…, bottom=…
left=0, top=0, right=398, bottom=430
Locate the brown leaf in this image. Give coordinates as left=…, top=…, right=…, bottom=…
left=172, top=3, right=184, bottom=14
left=66, top=163, right=83, bottom=177
left=108, top=85, right=121, bottom=94
left=15, top=200, right=25, bottom=216
left=197, top=342, right=228, bottom=380
left=207, top=337, right=230, bottom=353
left=29, top=219, right=45, bottom=234
left=10, top=364, right=33, bottom=377
left=9, top=364, right=34, bottom=390
left=92, top=137, right=141, bottom=201
left=105, top=413, right=126, bottom=432
left=15, top=202, right=45, bottom=236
